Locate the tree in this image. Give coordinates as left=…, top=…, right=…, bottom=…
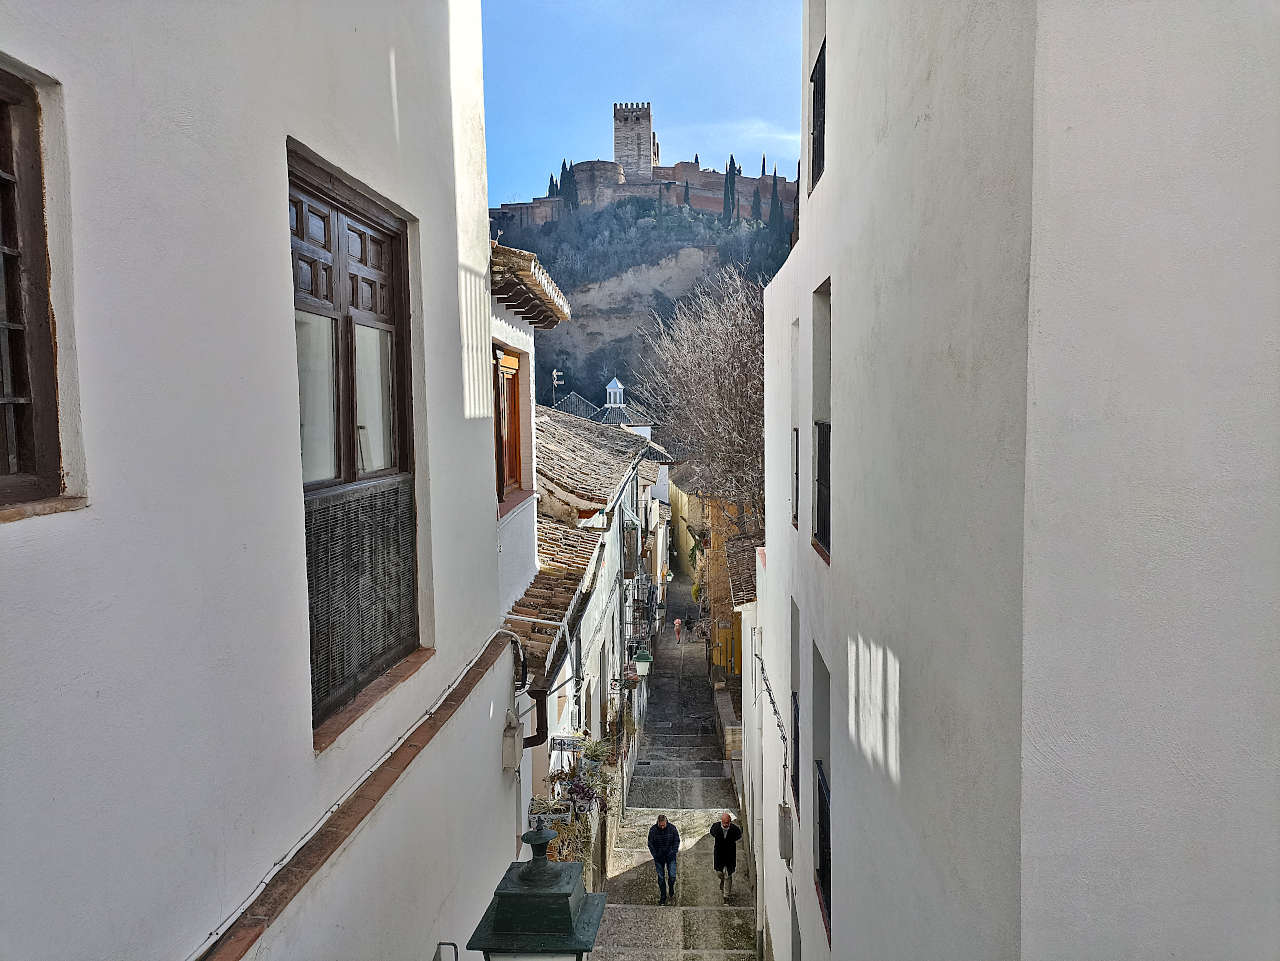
left=761, top=153, right=766, bottom=178
left=547, top=174, right=558, bottom=198
left=723, top=154, right=738, bottom=223
left=768, top=166, right=783, bottom=234
left=750, top=186, right=762, bottom=221
left=694, top=152, right=700, bottom=166
left=683, top=180, right=691, bottom=206
left=561, top=160, right=579, bottom=210
left=632, top=263, right=765, bottom=518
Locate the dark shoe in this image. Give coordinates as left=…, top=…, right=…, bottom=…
left=659, top=897, right=667, bottom=905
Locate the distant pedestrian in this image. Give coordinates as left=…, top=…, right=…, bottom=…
left=647, top=814, right=680, bottom=904
left=709, top=811, right=742, bottom=903
left=674, top=617, right=683, bottom=644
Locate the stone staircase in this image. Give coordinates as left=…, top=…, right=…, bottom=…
left=595, top=597, right=756, bottom=961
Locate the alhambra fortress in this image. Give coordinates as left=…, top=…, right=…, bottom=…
left=489, top=102, right=799, bottom=231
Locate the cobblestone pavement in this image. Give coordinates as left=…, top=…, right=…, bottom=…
left=595, top=575, right=756, bottom=961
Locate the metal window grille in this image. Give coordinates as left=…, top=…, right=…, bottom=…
left=814, top=421, right=831, bottom=551
left=791, top=427, right=800, bottom=526
left=0, top=70, right=59, bottom=505
left=791, top=690, right=802, bottom=814
left=305, top=473, right=418, bottom=725
left=816, top=759, right=832, bottom=930
left=810, top=40, right=827, bottom=188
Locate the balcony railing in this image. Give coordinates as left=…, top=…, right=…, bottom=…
left=814, top=421, right=831, bottom=553
left=815, top=758, right=832, bottom=934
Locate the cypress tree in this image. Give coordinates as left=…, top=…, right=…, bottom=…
left=724, top=154, right=738, bottom=223
left=562, top=161, right=579, bottom=210
left=547, top=174, right=558, bottom=198
left=751, top=185, right=762, bottom=221
left=694, top=152, right=700, bottom=166
left=769, top=166, right=783, bottom=234
left=683, top=179, right=691, bottom=206
left=761, top=153, right=766, bottom=178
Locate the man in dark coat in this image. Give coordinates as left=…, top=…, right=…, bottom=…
left=647, top=814, right=680, bottom=904
left=709, top=811, right=743, bottom=902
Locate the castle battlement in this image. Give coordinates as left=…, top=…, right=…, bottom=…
left=490, top=102, right=798, bottom=235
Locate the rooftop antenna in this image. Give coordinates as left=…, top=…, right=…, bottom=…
left=551, top=368, right=564, bottom=406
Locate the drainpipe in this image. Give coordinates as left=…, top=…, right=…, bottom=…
left=523, top=681, right=549, bottom=748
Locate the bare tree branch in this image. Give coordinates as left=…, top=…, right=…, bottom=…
left=632, top=264, right=765, bottom=520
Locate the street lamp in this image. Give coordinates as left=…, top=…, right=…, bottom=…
left=633, top=650, right=653, bottom=677
left=467, top=821, right=606, bottom=961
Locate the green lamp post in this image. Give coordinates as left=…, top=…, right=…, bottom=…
left=466, top=821, right=606, bottom=960
left=633, top=649, right=653, bottom=677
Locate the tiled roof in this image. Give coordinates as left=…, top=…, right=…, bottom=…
left=490, top=243, right=570, bottom=329
left=660, top=502, right=671, bottom=523
left=638, top=458, right=661, bottom=487
left=726, top=532, right=764, bottom=608
left=535, top=405, right=651, bottom=507
left=504, top=517, right=603, bottom=680
left=592, top=403, right=652, bottom=426
left=552, top=391, right=601, bottom=420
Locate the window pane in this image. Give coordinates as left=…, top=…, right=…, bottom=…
left=294, top=309, right=337, bottom=483
left=355, top=323, right=394, bottom=473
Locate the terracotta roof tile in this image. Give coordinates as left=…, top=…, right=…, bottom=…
left=535, top=405, right=651, bottom=506
left=503, top=517, right=603, bottom=680
left=726, top=532, right=764, bottom=608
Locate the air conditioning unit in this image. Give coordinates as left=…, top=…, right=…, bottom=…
left=778, top=803, right=794, bottom=862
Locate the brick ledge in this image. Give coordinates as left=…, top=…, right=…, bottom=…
left=313, top=647, right=435, bottom=753
left=199, top=635, right=509, bottom=961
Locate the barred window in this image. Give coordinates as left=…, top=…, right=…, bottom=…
left=0, top=69, right=59, bottom=506
left=289, top=149, right=418, bottom=728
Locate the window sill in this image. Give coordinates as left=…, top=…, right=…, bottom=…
left=811, top=536, right=830, bottom=566
left=313, top=647, right=435, bottom=753
left=497, top=487, right=536, bottom=521
left=0, top=495, right=88, bottom=525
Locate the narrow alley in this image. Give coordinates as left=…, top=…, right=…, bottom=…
left=595, top=577, right=757, bottom=960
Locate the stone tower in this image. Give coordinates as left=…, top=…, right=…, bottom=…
left=613, top=102, right=657, bottom=183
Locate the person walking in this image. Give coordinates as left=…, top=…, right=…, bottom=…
left=647, top=814, right=680, bottom=904
left=709, top=811, right=742, bottom=903
left=674, top=617, right=682, bottom=645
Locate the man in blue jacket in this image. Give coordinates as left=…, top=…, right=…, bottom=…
left=647, top=813, right=680, bottom=904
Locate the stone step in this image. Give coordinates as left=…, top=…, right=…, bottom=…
left=632, top=758, right=729, bottom=778
left=643, top=733, right=720, bottom=748
left=627, top=776, right=739, bottom=810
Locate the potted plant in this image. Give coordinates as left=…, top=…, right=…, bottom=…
left=580, top=738, right=610, bottom=772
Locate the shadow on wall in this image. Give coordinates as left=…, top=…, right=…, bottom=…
left=461, top=264, right=492, bottom=419
left=848, top=634, right=901, bottom=786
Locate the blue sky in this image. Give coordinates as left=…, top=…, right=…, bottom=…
left=482, top=0, right=802, bottom=206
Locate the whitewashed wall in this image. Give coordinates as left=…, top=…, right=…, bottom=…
left=0, top=2, right=522, bottom=959
left=1021, top=4, right=1280, bottom=958
left=493, top=300, right=538, bottom=613
left=756, top=3, right=1278, bottom=961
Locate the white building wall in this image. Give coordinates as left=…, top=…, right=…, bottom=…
left=0, top=2, right=521, bottom=959
left=755, top=3, right=1278, bottom=961
left=761, top=2, right=1034, bottom=958
left=493, top=301, right=538, bottom=613
left=1021, top=4, right=1280, bottom=958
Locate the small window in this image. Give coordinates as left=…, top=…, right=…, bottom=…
left=791, top=427, right=800, bottom=527
left=0, top=70, right=59, bottom=507
left=812, top=281, right=832, bottom=554
left=493, top=346, right=522, bottom=499
left=809, top=40, right=827, bottom=190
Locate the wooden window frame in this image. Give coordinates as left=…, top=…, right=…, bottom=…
left=492, top=344, right=523, bottom=501
left=289, top=151, right=413, bottom=493
left=0, top=69, right=60, bottom=507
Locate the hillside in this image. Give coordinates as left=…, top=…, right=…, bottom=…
left=498, top=197, right=789, bottom=404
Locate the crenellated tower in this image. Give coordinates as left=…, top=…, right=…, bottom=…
left=613, top=102, right=657, bottom=183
